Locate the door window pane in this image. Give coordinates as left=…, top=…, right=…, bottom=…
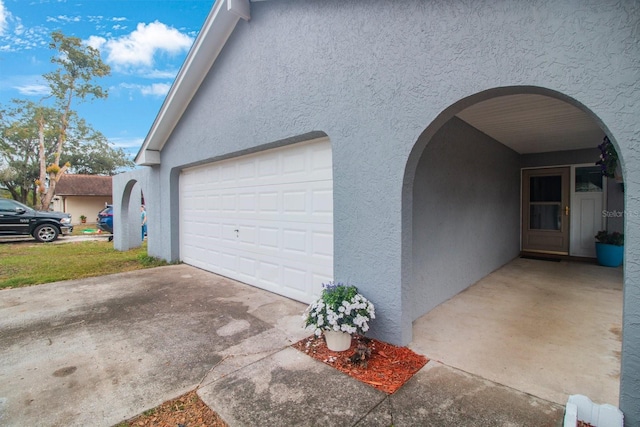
left=530, top=205, right=561, bottom=230
left=530, top=176, right=561, bottom=202
left=575, top=166, right=603, bottom=192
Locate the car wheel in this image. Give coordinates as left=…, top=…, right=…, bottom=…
left=34, top=224, right=59, bottom=242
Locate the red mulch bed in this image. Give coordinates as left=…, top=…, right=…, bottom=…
left=292, top=334, right=428, bottom=394
left=120, top=390, right=227, bottom=427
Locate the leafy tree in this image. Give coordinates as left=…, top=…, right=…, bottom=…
left=35, top=30, right=111, bottom=210
left=0, top=100, right=57, bottom=204
left=1, top=99, right=133, bottom=206
left=61, top=117, right=134, bottom=175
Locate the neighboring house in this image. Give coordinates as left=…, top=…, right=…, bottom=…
left=113, top=0, right=640, bottom=422
left=52, top=174, right=112, bottom=225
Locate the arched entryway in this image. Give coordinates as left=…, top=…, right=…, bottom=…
left=403, top=86, right=624, bottom=406
left=115, top=178, right=148, bottom=250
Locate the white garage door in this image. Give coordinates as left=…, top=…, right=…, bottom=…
left=179, top=138, right=333, bottom=303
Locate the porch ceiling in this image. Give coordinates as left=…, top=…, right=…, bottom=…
left=456, top=94, right=605, bottom=154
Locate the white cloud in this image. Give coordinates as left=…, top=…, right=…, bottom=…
left=0, top=0, right=8, bottom=35
left=144, top=69, right=177, bottom=79
left=108, top=136, right=144, bottom=150
left=0, top=74, right=43, bottom=92
left=0, top=2, right=48, bottom=52
left=103, top=21, right=193, bottom=69
left=15, top=84, right=50, bottom=96
left=85, top=35, right=106, bottom=50
left=140, top=82, right=170, bottom=97
left=56, top=15, right=81, bottom=23
left=117, top=82, right=171, bottom=97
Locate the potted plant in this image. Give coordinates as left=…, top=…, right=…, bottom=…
left=596, top=136, right=623, bottom=182
left=79, top=215, right=87, bottom=224
left=595, top=230, right=624, bottom=267
left=302, top=282, right=376, bottom=351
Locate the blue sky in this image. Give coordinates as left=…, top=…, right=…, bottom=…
left=0, top=0, right=213, bottom=158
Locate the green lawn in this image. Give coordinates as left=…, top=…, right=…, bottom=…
left=72, top=223, right=102, bottom=235
left=0, top=240, right=169, bottom=289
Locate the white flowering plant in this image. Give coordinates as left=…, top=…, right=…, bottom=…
left=302, top=282, right=375, bottom=336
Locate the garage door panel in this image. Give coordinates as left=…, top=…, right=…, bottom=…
left=239, top=256, right=257, bottom=276
left=282, top=229, right=307, bottom=254
left=238, top=225, right=257, bottom=245
left=283, top=191, right=306, bottom=213
left=207, top=194, right=221, bottom=211
left=207, top=222, right=221, bottom=239
left=311, top=145, right=332, bottom=171
left=312, top=189, right=333, bottom=214
left=237, top=159, right=256, bottom=180
left=312, top=231, right=333, bottom=258
left=283, top=151, right=306, bottom=174
left=283, top=267, right=307, bottom=292
left=258, top=227, right=279, bottom=248
left=258, top=192, right=279, bottom=212
left=180, top=138, right=333, bottom=303
left=182, top=243, right=332, bottom=302
left=258, top=155, right=279, bottom=178
left=258, top=261, right=280, bottom=283
left=237, top=192, right=256, bottom=212
left=189, top=141, right=332, bottom=189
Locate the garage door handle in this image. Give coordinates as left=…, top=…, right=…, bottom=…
left=234, top=229, right=239, bottom=237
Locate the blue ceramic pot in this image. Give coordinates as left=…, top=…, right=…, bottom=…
left=595, top=242, right=623, bottom=267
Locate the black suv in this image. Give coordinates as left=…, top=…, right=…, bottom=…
left=0, top=199, right=73, bottom=242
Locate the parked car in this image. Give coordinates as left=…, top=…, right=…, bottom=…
left=96, top=205, right=113, bottom=237
left=0, top=199, right=73, bottom=242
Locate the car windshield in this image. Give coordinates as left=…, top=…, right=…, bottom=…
left=1, top=199, right=32, bottom=211
left=99, top=206, right=113, bottom=215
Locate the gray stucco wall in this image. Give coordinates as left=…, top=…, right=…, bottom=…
left=115, top=0, right=640, bottom=420
left=411, top=117, right=520, bottom=320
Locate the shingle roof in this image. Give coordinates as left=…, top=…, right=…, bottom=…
left=55, top=174, right=113, bottom=197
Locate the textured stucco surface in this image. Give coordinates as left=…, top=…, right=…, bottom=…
left=112, top=167, right=156, bottom=253
left=411, top=117, right=520, bottom=320
left=114, top=0, right=640, bottom=421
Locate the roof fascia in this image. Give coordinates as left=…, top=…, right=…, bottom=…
left=135, top=0, right=251, bottom=166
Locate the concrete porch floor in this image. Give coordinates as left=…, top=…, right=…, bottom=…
left=409, top=257, right=623, bottom=407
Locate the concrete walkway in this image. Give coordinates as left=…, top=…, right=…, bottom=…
left=411, top=257, right=623, bottom=407
left=0, top=264, right=565, bottom=426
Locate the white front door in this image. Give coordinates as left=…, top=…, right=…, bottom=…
left=179, top=138, right=333, bottom=304
left=570, top=165, right=605, bottom=257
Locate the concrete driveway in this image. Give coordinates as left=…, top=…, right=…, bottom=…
left=0, top=265, right=309, bottom=426
left=1, top=264, right=567, bottom=427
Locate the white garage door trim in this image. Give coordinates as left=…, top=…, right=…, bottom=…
left=179, top=138, right=333, bottom=303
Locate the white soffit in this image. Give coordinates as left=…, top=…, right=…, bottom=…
left=135, top=0, right=251, bottom=166
left=456, top=94, right=604, bottom=154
